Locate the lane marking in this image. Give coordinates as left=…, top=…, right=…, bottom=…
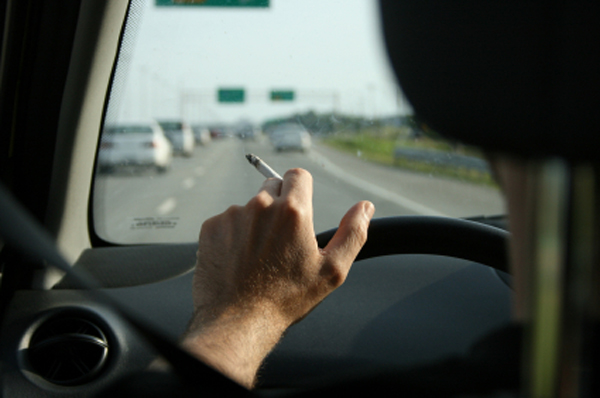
left=308, top=149, right=447, bottom=217
left=182, top=177, right=195, bottom=189
left=156, top=197, right=177, bottom=215
left=194, top=166, right=206, bottom=176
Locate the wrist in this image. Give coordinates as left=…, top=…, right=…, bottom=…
left=181, top=304, right=289, bottom=388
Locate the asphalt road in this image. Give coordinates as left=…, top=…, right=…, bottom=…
left=93, top=137, right=504, bottom=244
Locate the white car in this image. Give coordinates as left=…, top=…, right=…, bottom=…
left=158, top=121, right=195, bottom=156
left=98, top=123, right=173, bottom=173
left=193, top=126, right=212, bottom=146
left=270, top=123, right=312, bottom=152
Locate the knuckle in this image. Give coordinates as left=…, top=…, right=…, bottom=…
left=225, top=204, right=243, bottom=216
left=324, top=263, right=347, bottom=288
left=285, top=167, right=312, bottom=181
left=201, top=205, right=242, bottom=235
left=219, top=205, right=244, bottom=226
left=200, top=214, right=219, bottom=233
left=248, top=192, right=272, bottom=211
left=281, top=199, right=306, bottom=221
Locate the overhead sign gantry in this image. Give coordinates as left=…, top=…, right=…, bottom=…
left=156, top=0, right=269, bottom=7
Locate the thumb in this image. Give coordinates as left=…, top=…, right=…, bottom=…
left=322, top=201, right=375, bottom=271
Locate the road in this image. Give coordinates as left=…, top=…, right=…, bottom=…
left=93, top=137, right=504, bottom=244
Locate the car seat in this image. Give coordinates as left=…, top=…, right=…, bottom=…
left=380, top=1, right=600, bottom=396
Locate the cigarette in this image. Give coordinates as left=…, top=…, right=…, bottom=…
left=245, top=153, right=283, bottom=180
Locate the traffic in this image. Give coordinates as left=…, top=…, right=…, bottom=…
left=93, top=130, right=504, bottom=244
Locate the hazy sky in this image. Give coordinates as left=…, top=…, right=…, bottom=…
left=113, top=0, right=412, bottom=124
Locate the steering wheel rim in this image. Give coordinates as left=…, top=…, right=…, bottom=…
left=316, top=216, right=509, bottom=273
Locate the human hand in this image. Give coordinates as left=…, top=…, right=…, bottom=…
left=181, top=168, right=374, bottom=388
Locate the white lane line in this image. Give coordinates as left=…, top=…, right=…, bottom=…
left=308, top=150, right=447, bottom=217
left=194, top=166, right=206, bottom=176
left=156, top=197, right=177, bottom=215
left=182, top=177, right=195, bottom=189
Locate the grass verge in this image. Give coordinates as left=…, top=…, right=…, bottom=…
left=322, top=133, right=498, bottom=187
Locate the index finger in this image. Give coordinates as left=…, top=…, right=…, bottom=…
left=258, top=177, right=283, bottom=198
left=279, top=168, right=313, bottom=205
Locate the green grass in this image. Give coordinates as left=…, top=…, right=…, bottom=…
left=322, top=132, right=498, bottom=187
left=324, top=134, right=396, bottom=165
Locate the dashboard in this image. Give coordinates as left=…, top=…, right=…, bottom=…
left=1, top=242, right=512, bottom=396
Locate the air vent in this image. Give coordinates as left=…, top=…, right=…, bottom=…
left=27, top=316, right=110, bottom=386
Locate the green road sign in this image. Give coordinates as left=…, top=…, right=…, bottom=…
left=270, top=90, right=295, bottom=101
left=156, top=0, right=269, bottom=7
left=218, top=88, right=245, bottom=103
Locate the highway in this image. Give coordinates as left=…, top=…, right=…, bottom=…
left=93, top=137, right=504, bottom=244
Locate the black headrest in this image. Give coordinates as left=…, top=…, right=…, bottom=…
left=380, top=1, right=600, bottom=162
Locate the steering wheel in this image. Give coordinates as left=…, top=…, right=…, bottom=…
left=316, top=215, right=509, bottom=273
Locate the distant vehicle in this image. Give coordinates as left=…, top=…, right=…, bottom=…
left=158, top=121, right=195, bottom=156
left=209, top=128, right=223, bottom=139
left=192, top=126, right=211, bottom=146
left=236, top=124, right=260, bottom=140
left=98, top=123, right=173, bottom=173
left=270, top=123, right=312, bottom=152
left=208, top=125, right=231, bottom=139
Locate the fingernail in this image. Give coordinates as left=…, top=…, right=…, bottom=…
left=363, top=201, right=375, bottom=219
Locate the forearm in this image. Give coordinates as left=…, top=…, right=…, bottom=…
left=181, top=308, right=289, bottom=389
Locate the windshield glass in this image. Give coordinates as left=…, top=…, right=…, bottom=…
left=93, top=0, right=504, bottom=244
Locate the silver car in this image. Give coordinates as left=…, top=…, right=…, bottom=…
left=270, top=123, right=312, bottom=152
left=98, top=123, right=173, bottom=173
left=158, top=120, right=195, bottom=157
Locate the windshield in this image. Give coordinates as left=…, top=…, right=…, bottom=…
left=93, top=0, right=504, bottom=244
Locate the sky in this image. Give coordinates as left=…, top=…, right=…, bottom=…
left=110, top=0, right=412, bottom=125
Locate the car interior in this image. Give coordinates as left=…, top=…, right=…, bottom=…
left=0, top=0, right=598, bottom=397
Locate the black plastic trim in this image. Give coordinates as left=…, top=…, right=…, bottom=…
left=87, top=0, right=135, bottom=249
